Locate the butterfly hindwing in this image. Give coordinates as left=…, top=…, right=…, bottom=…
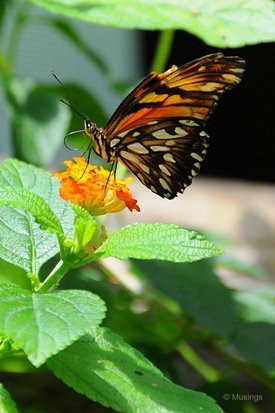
left=116, top=119, right=210, bottom=199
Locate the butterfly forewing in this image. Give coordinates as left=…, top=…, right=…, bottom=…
left=97, top=53, right=245, bottom=199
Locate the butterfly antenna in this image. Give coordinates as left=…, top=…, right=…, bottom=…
left=51, top=70, right=88, bottom=120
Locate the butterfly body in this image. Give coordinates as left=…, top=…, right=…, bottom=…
left=84, top=53, right=245, bottom=199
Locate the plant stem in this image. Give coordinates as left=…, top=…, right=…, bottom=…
left=177, top=340, right=221, bottom=382
left=150, top=30, right=175, bottom=73
left=36, top=260, right=71, bottom=293
left=207, top=340, right=275, bottom=391
left=7, top=0, right=29, bottom=66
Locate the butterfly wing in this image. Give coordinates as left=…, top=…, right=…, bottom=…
left=104, top=53, right=245, bottom=198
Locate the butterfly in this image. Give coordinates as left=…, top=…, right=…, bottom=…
left=83, top=53, right=245, bottom=199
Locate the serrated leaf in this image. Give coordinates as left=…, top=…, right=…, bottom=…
left=48, top=327, right=223, bottom=413
left=93, top=223, right=223, bottom=263
left=0, top=383, right=19, bottom=413
left=31, top=0, right=275, bottom=47
left=6, top=79, right=71, bottom=166
left=0, top=158, right=74, bottom=273
left=0, top=283, right=106, bottom=367
left=0, top=187, right=64, bottom=238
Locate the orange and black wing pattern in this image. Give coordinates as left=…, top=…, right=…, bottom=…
left=104, top=53, right=245, bottom=199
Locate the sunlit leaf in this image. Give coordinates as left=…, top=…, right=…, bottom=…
left=0, top=283, right=106, bottom=367
left=31, top=0, right=275, bottom=47
left=48, top=327, right=223, bottom=412
left=0, top=159, right=74, bottom=273
left=93, top=223, right=223, bottom=263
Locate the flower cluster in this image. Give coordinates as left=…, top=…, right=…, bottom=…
left=53, top=157, right=140, bottom=215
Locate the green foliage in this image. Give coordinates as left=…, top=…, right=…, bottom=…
left=48, top=328, right=223, bottom=413
left=0, top=384, right=18, bottom=413
left=93, top=223, right=223, bottom=262
left=0, top=159, right=74, bottom=273
left=6, top=79, right=71, bottom=166
left=0, top=283, right=106, bottom=367
left=0, top=0, right=274, bottom=411
left=131, top=259, right=237, bottom=339
left=0, top=158, right=228, bottom=410
left=233, top=322, right=275, bottom=369
left=234, top=287, right=275, bottom=323
left=31, top=0, right=275, bottom=47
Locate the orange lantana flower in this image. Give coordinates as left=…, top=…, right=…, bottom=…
left=53, top=157, right=140, bottom=215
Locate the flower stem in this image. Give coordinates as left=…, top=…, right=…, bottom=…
left=150, top=30, right=175, bottom=73
left=36, top=260, right=71, bottom=293
left=177, top=340, right=221, bottom=382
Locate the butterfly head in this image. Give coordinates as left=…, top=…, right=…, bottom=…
left=84, top=119, right=111, bottom=162
left=84, top=119, right=97, bottom=138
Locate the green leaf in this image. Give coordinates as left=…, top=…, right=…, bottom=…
left=0, top=383, right=19, bottom=413
left=234, top=287, right=275, bottom=324
left=93, top=223, right=223, bottom=263
left=131, top=259, right=237, bottom=339
left=71, top=205, right=99, bottom=252
left=0, top=187, right=64, bottom=239
left=48, top=327, right=223, bottom=413
left=0, top=158, right=74, bottom=273
left=31, top=0, right=275, bottom=48
left=233, top=322, right=275, bottom=369
left=0, top=283, right=106, bottom=367
left=6, top=79, right=71, bottom=166
left=217, top=256, right=269, bottom=279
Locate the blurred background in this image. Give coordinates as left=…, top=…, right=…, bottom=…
left=0, top=1, right=275, bottom=412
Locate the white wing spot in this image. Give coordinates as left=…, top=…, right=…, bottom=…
left=147, top=120, right=158, bottom=125
left=150, top=185, right=157, bottom=193
left=151, top=145, right=169, bottom=152
left=120, top=150, right=139, bottom=163
left=110, top=138, right=120, bottom=148
left=165, top=140, right=176, bottom=146
left=132, top=131, right=140, bottom=137
left=199, top=131, right=208, bottom=137
left=179, top=119, right=199, bottom=127
left=159, top=164, right=171, bottom=176
left=127, top=142, right=149, bottom=154
left=191, top=152, right=203, bottom=161
left=117, top=130, right=129, bottom=138
left=163, top=153, right=175, bottom=163
left=175, top=127, right=188, bottom=137
left=191, top=169, right=197, bottom=176
left=159, top=178, right=170, bottom=190
left=152, top=129, right=171, bottom=139
left=139, top=164, right=150, bottom=173
left=137, top=173, right=146, bottom=185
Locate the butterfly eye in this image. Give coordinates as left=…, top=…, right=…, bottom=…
left=85, top=120, right=96, bottom=137
left=85, top=120, right=91, bottom=129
